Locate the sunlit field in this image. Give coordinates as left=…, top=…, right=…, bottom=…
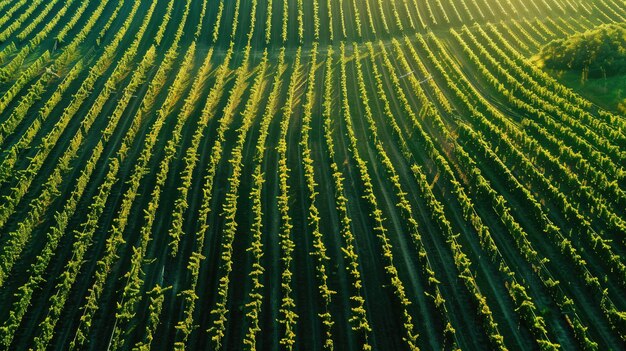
left=0, top=0, right=625, bottom=349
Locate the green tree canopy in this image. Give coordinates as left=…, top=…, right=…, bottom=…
left=540, top=23, right=626, bottom=78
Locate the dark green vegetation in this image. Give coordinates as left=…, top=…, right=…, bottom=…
left=0, top=0, right=625, bottom=350
left=536, top=23, right=626, bottom=114
left=539, top=23, right=626, bottom=77
left=547, top=68, right=626, bottom=111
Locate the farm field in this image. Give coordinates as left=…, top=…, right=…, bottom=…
left=0, top=0, right=625, bottom=350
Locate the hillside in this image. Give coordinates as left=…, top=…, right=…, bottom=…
left=0, top=0, right=625, bottom=350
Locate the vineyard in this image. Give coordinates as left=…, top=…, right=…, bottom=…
left=0, top=0, right=625, bottom=349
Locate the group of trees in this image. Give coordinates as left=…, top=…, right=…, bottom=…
left=540, top=23, right=626, bottom=78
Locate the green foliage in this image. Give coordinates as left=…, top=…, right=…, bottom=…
left=540, top=24, right=626, bottom=78
left=2, top=2, right=626, bottom=350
